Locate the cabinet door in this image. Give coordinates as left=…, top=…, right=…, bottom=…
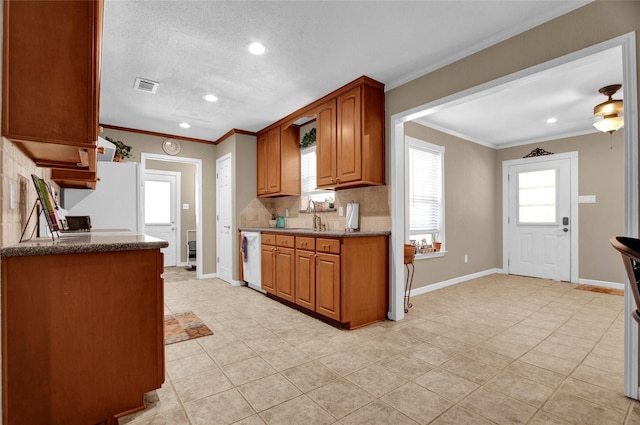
left=3, top=0, right=101, bottom=151
left=336, top=86, right=362, bottom=185
left=266, top=127, right=282, bottom=194
left=316, top=99, right=337, bottom=188
left=256, top=133, right=268, bottom=195
left=261, top=244, right=276, bottom=294
left=295, top=249, right=316, bottom=310
left=276, top=247, right=295, bottom=302
left=315, top=252, right=341, bottom=321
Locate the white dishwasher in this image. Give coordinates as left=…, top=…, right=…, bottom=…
left=241, top=231, right=263, bottom=292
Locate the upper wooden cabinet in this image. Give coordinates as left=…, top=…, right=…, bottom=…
left=2, top=0, right=102, bottom=188
left=257, top=76, right=384, bottom=194
left=256, top=126, right=300, bottom=197
left=317, top=80, right=385, bottom=189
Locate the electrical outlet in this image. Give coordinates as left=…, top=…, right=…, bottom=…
left=285, top=208, right=289, bottom=217
left=464, top=254, right=468, bottom=263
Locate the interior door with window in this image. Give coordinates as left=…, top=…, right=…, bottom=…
left=507, top=157, right=572, bottom=281
left=144, top=171, right=179, bottom=267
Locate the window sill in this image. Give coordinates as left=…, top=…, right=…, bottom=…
left=414, top=251, right=446, bottom=261
left=298, top=208, right=336, bottom=213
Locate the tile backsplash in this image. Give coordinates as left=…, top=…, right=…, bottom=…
left=1, top=138, right=49, bottom=247
left=240, top=185, right=391, bottom=231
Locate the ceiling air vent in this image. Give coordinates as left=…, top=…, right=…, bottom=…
left=134, top=77, right=159, bottom=94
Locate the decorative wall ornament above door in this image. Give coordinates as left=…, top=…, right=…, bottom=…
left=523, top=148, right=554, bottom=158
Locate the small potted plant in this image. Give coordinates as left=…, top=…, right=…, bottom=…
left=300, top=128, right=316, bottom=149
left=106, top=136, right=132, bottom=162
left=327, top=197, right=334, bottom=209
left=432, top=233, right=441, bottom=251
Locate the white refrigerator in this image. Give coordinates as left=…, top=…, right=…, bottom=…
left=62, top=161, right=139, bottom=232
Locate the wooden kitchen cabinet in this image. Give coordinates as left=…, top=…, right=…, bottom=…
left=315, top=251, right=341, bottom=321
left=2, top=0, right=102, bottom=188
left=275, top=235, right=295, bottom=302
left=295, top=237, right=316, bottom=310
left=261, top=234, right=277, bottom=294
left=256, top=126, right=300, bottom=197
left=1, top=245, right=165, bottom=425
left=316, top=99, right=337, bottom=187
left=284, top=233, right=389, bottom=329
left=276, top=246, right=296, bottom=302
left=315, top=78, right=385, bottom=189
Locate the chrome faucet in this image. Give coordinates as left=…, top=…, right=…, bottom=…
left=308, top=199, right=316, bottom=213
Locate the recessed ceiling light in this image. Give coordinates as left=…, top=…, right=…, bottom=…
left=203, top=94, right=218, bottom=102
left=546, top=117, right=558, bottom=124
left=247, top=42, right=267, bottom=55
left=179, top=122, right=190, bottom=129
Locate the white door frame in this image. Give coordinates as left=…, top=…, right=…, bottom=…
left=390, top=32, right=638, bottom=398
left=144, top=169, right=181, bottom=267
left=140, top=152, right=204, bottom=279
left=501, top=152, right=579, bottom=283
left=216, top=152, right=234, bottom=284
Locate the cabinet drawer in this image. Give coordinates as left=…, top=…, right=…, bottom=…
left=262, top=233, right=276, bottom=245
left=317, top=238, right=340, bottom=254
left=276, top=235, right=295, bottom=247
left=296, top=237, right=315, bottom=251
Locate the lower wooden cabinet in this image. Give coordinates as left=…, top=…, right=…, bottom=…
left=275, top=246, right=295, bottom=303
left=261, top=240, right=276, bottom=294
left=295, top=248, right=316, bottom=310
left=1, top=248, right=165, bottom=425
left=272, top=233, right=388, bottom=329
left=315, top=251, right=341, bottom=321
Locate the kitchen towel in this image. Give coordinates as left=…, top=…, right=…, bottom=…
left=241, top=235, right=248, bottom=262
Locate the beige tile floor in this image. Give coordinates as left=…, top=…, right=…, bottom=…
left=119, top=268, right=640, bottom=425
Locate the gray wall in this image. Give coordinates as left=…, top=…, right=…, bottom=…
left=102, top=128, right=218, bottom=275
left=388, top=1, right=639, bottom=287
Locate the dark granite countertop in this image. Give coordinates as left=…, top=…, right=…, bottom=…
left=0, top=231, right=169, bottom=257
left=238, top=227, right=390, bottom=237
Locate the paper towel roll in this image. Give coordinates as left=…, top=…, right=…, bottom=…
left=345, top=201, right=359, bottom=231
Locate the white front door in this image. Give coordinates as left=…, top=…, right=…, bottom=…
left=216, top=153, right=233, bottom=283
left=505, top=155, right=574, bottom=281
left=144, top=170, right=179, bottom=267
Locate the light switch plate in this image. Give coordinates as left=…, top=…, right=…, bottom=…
left=338, top=206, right=344, bottom=217
left=182, top=203, right=189, bottom=209
left=578, top=195, right=596, bottom=204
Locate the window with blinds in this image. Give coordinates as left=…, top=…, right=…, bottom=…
left=405, top=136, right=444, bottom=248
left=301, top=145, right=334, bottom=200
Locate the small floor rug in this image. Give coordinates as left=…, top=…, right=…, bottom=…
left=574, top=284, right=624, bottom=296
left=164, top=311, right=213, bottom=345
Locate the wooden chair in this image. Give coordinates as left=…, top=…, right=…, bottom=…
left=610, top=236, right=640, bottom=323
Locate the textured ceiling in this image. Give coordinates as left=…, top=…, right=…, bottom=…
left=99, top=0, right=594, bottom=144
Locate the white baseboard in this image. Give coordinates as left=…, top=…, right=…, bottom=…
left=410, top=268, right=503, bottom=297
left=230, top=280, right=246, bottom=287
left=578, top=278, right=624, bottom=291
left=200, top=272, right=217, bottom=279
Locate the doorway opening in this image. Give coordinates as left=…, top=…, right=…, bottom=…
left=390, top=32, right=637, bottom=397
left=140, top=153, right=203, bottom=279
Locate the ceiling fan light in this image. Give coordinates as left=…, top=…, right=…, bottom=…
left=593, top=116, right=624, bottom=134
left=593, top=84, right=624, bottom=134
left=593, top=98, right=623, bottom=116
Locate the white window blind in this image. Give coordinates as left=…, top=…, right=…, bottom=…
left=301, top=145, right=334, bottom=200
left=301, top=146, right=317, bottom=195
left=406, top=139, right=443, bottom=236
